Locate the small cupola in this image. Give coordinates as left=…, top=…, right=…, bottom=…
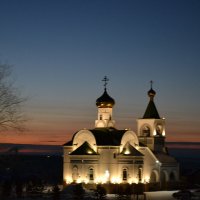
left=95, top=76, right=116, bottom=128
left=143, top=81, right=160, bottom=119
left=96, top=76, right=115, bottom=108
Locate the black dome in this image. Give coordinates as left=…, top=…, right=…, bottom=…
left=96, top=89, right=115, bottom=108
left=148, top=88, right=156, bottom=98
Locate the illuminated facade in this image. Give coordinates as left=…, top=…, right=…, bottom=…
left=63, top=78, right=179, bottom=186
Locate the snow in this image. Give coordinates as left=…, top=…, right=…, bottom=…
left=145, top=191, right=178, bottom=200
left=4, top=189, right=200, bottom=200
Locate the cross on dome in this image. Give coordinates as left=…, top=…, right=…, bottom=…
left=150, top=80, right=153, bottom=89
left=102, top=76, right=109, bottom=90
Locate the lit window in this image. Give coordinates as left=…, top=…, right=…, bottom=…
left=89, top=168, right=94, bottom=181
left=123, top=168, right=127, bottom=181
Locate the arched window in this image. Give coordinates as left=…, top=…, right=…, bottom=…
left=100, top=115, right=102, bottom=120
left=138, top=166, right=142, bottom=183
left=142, top=126, right=150, bottom=137
left=150, top=170, right=158, bottom=183
left=123, top=168, right=128, bottom=181
left=89, top=168, right=94, bottom=181
left=156, top=124, right=163, bottom=135
left=72, top=166, right=78, bottom=182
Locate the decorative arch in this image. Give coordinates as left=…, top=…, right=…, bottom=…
left=150, top=170, right=159, bottom=183
left=161, top=170, right=169, bottom=183
left=95, top=120, right=106, bottom=128
left=72, top=165, right=79, bottom=182
left=120, top=130, right=139, bottom=152
left=88, top=167, right=94, bottom=181
left=122, top=167, right=129, bottom=181
left=140, top=124, right=151, bottom=137
left=155, top=123, right=163, bottom=136
left=73, top=130, right=96, bottom=151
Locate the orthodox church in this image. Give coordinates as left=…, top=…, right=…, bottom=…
left=63, top=77, right=179, bottom=187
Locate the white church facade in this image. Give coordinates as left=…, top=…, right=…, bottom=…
left=63, top=77, right=179, bottom=187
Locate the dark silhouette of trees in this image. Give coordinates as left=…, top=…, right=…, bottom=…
left=0, top=63, right=26, bottom=131
left=52, top=185, right=60, bottom=200
left=95, top=184, right=107, bottom=200
left=73, top=184, right=85, bottom=200
left=1, top=180, right=12, bottom=198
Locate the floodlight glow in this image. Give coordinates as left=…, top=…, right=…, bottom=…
left=124, top=149, right=130, bottom=155
left=65, top=176, right=72, bottom=184
left=111, top=177, right=121, bottom=184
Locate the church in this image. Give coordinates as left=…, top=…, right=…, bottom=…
left=63, top=77, right=179, bottom=187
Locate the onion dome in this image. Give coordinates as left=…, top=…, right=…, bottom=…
left=96, top=89, right=115, bottom=108
left=148, top=80, right=156, bottom=100
left=148, top=88, right=156, bottom=99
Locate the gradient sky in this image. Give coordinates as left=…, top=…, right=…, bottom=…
left=0, top=0, right=200, bottom=145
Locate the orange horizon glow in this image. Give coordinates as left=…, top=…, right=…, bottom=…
left=0, top=117, right=199, bottom=145
left=0, top=129, right=200, bottom=146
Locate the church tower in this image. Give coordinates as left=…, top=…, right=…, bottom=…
left=137, top=81, right=166, bottom=152
left=95, top=76, right=115, bottom=128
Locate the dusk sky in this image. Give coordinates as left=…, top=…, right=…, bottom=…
left=0, top=0, right=200, bottom=145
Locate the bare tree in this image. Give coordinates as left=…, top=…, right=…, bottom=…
left=0, top=64, right=26, bottom=131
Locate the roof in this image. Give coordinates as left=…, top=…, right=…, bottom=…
left=143, top=100, right=160, bottom=119
left=63, top=140, right=73, bottom=146
left=70, top=141, right=98, bottom=155
left=155, top=153, right=178, bottom=163
left=121, top=142, right=144, bottom=156
left=90, top=128, right=126, bottom=146
left=63, top=128, right=126, bottom=147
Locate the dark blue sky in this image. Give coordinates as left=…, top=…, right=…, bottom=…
left=0, top=0, right=200, bottom=144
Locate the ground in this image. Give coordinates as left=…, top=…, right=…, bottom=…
left=3, top=190, right=200, bottom=200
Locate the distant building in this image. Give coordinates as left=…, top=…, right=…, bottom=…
left=63, top=77, right=179, bottom=187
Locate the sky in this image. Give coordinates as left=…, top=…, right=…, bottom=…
left=0, top=0, right=200, bottom=145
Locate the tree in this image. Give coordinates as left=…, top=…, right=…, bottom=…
left=52, top=185, right=60, bottom=200
left=73, top=184, right=85, bottom=200
left=0, top=64, right=26, bottom=131
left=95, top=184, right=107, bottom=200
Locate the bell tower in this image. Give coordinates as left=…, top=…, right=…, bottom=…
left=137, top=81, right=166, bottom=152
left=95, top=76, right=115, bottom=128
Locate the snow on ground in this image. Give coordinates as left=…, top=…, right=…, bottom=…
left=4, top=190, right=200, bottom=200
left=144, top=191, right=178, bottom=200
